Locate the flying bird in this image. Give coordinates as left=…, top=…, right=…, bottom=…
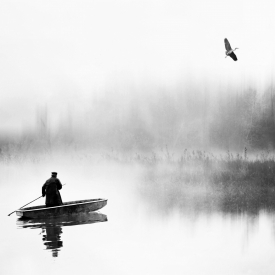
left=224, top=38, right=238, bottom=61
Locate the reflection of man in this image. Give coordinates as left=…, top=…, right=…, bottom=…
left=42, top=172, right=63, bottom=207
left=42, top=225, right=63, bottom=257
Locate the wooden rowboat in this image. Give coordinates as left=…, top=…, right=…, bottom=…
left=16, top=198, right=107, bottom=219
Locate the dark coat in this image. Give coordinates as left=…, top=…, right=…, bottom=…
left=42, top=177, right=63, bottom=207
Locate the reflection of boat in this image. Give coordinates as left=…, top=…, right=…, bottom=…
left=16, top=198, right=107, bottom=219
left=17, top=211, right=108, bottom=228
left=17, top=212, right=107, bottom=257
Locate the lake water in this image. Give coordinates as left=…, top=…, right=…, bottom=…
left=1, top=153, right=275, bottom=275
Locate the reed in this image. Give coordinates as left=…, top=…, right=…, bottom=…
left=135, top=149, right=275, bottom=216
left=102, top=148, right=275, bottom=186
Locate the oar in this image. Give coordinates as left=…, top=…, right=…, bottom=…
left=8, top=195, right=43, bottom=216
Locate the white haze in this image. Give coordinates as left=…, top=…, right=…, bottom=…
left=0, top=0, right=275, bottom=136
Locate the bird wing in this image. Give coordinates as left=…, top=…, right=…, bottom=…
left=224, top=38, right=232, bottom=51
left=229, top=51, right=237, bottom=61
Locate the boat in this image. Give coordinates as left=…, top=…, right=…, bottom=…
left=16, top=198, right=107, bottom=219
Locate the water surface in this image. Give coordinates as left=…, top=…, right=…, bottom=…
left=1, top=155, right=275, bottom=275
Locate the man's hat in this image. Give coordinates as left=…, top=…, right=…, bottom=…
left=52, top=172, right=58, bottom=175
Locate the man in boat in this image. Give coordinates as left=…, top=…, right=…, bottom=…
left=42, top=172, right=63, bottom=207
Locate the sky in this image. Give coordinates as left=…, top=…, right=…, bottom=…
left=1, top=0, right=275, bottom=133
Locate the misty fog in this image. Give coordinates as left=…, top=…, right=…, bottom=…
left=3, top=2, right=275, bottom=273
left=1, top=0, right=275, bottom=158
left=1, top=79, right=275, bottom=158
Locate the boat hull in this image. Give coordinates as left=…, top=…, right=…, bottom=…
left=16, top=198, right=107, bottom=219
